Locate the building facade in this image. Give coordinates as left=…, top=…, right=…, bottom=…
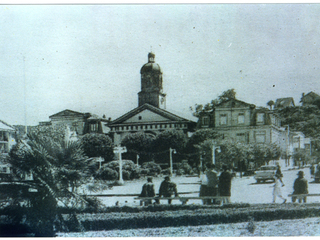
left=39, top=109, right=110, bottom=136
left=0, top=120, right=16, bottom=154
left=197, top=99, right=282, bottom=146
left=109, top=52, right=196, bottom=145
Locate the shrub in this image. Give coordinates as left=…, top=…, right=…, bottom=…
left=142, top=162, right=161, bottom=176
left=176, top=168, right=185, bottom=176
left=161, top=168, right=171, bottom=175
left=122, top=170, right=131, bottom=180
left=96, top=167, right=118, bottom=180
left=176, top=161, right=193, bottom=175
left=102, top=160, right=141, bottom=180
left=140, top=168, right=150, bottom=176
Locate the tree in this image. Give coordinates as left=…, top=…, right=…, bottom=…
left=186, top=129, right=222, bottom=166
left=267, top=100, right=275, bottom=110
left=152, top=130, right=188, bottom=164
left=191, top=88, right=237, bottom=117
left=121, top=132, right=155, bottom=164
left=7, top=125, right=98, bottom=236
left=80, top=133, right=114, bottom=163
left=293, top=149, right=311, bottom=167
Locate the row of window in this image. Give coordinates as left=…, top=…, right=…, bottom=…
left=222, top=131, right=267, bottom=143
left=111, top=123, right=187, bottom=132
left=202, top=113, right=266, bottom=126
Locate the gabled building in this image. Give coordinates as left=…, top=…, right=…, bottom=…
left=300, top=91, right=320, bottom=106
left=39, top=109, right=110, bottom=135
left=198, top=98, right=282, bottom=145
left=274, top=97, right=295, bottom=109
left=109, top=52, right=196, bottom=145
left=109, top=103, right=196, bottom=145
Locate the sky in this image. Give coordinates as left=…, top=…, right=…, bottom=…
left=1, top=4, right=320, bottom=126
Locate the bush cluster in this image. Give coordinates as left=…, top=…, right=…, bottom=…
left=95, top=160, right=141, bottom=180
left=60, top=203, right=320, bottom=232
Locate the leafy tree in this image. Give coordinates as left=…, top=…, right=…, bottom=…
left=293, top=149, right=311, bottom=167
left=80, top=133, right=114, bottom=163
left=267, top=100, right=275, bottom=110
left=276, top=105, right=320, bottom=159
left=6, top=125, right=98, bottom=236
left=191, top=88, right=236, bottom=117
left=152, top=130, right=188, bottom=164
left=121, top=132, right=155, bottom=164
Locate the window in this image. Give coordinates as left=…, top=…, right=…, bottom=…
left=257, top=113, right=264, bottom=123
left=138, top=116, right=142, bottom=120
left=255, top=131, right=266, bottom=143
left=238, top=113, right=245, bottom=124
left=90, top=124, right=98, bottom=132
left=236, top=133, right=247, bottom=143
left=220, top=114, right=227, bottom=125
left=202, top=116, right=210, bottom=126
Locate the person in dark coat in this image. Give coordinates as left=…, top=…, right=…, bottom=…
left=158, top=176, right=178, bottom=204
left=291, top=170, right=308, bottom=203
left=219, top=165, right=233, bottom=204
left=204, top=163, right=219, bottom=205
left=140, top=177, right=155, bottom=206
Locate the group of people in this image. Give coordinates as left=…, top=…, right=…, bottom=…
left=272, top=164, right=309, bottom=204
left=140, top=163, right=310, bottom=206
left=199, top=163, right=233, bottom=205
left=139, top=176, right=178, bottom=205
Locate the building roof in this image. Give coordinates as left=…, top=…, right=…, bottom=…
left=274, top=97, right=295, bottom=108
left=0, top=119, right=15, bottom=131
left=215, top=98, right=256, bottom=109
left=109, top=103, right=196, bottom=125
left=49, top=109, right=91, bottom=118
left=140, top=52, right=162, bottom=74
left=300, top=91, right=320, bottom=102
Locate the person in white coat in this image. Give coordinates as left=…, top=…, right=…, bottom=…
left=273, top=174, right=286, bottom=203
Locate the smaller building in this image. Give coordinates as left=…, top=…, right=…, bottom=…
left=300, top=92, right=320, bottom=106
left=39, top=109, right=110, bottom=136
left=0, top=120, right=16, bottom=154
left=274, top=97, right=295, bottom=109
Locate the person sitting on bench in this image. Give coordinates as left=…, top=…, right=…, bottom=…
left=139, top=177, right=155, bottom=206
left=158, top=176, right=179, bottom=204
left=292, top=170, right=308, bottom=203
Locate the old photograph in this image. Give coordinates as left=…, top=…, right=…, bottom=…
left=1, top=3, right=320, bottom=237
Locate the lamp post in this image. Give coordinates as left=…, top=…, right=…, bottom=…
left=113, top=145, right=127, bottom=185
left=212, top=141, right=221, bottom=165
left=169, top=148, right=176, bottom=176
left=136, top=154, right=140, bottom=167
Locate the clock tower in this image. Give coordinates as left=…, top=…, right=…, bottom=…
left=138, top=52, right=166, bottom=108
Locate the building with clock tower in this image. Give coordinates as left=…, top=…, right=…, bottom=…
left=138, top=52, right=166, bottom=108
left=108, top=52, right=196, bottom=145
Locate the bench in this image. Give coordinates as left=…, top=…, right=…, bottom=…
left=288, top=193, right=320, bottom=202
left=134, top=196, right=230, bottom=205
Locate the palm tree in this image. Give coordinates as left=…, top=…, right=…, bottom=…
left=5, top=125, right=98, bottom=236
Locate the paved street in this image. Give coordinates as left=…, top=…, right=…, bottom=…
left=82, top=164, right=320, bottom=207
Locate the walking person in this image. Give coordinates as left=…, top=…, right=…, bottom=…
left=199, top=169, right=208, bottom=205
left=291, top=170, right=308, bottom=203
left=275, top=164, right=285, bottom=186
left=219, top=165, right=233, bottom=204
left=205, top=163, right=219, bottom=205
left=272, top=175, right=286, bottom=203
left=158, top=176, right=179, bottom=204
left=139, top=177, right=155, bottom=206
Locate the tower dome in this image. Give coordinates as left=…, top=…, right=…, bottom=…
left=140, top=52, right=162, bottom=74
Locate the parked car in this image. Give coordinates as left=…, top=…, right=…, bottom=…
left=254, top=165, right=277, bottom=183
